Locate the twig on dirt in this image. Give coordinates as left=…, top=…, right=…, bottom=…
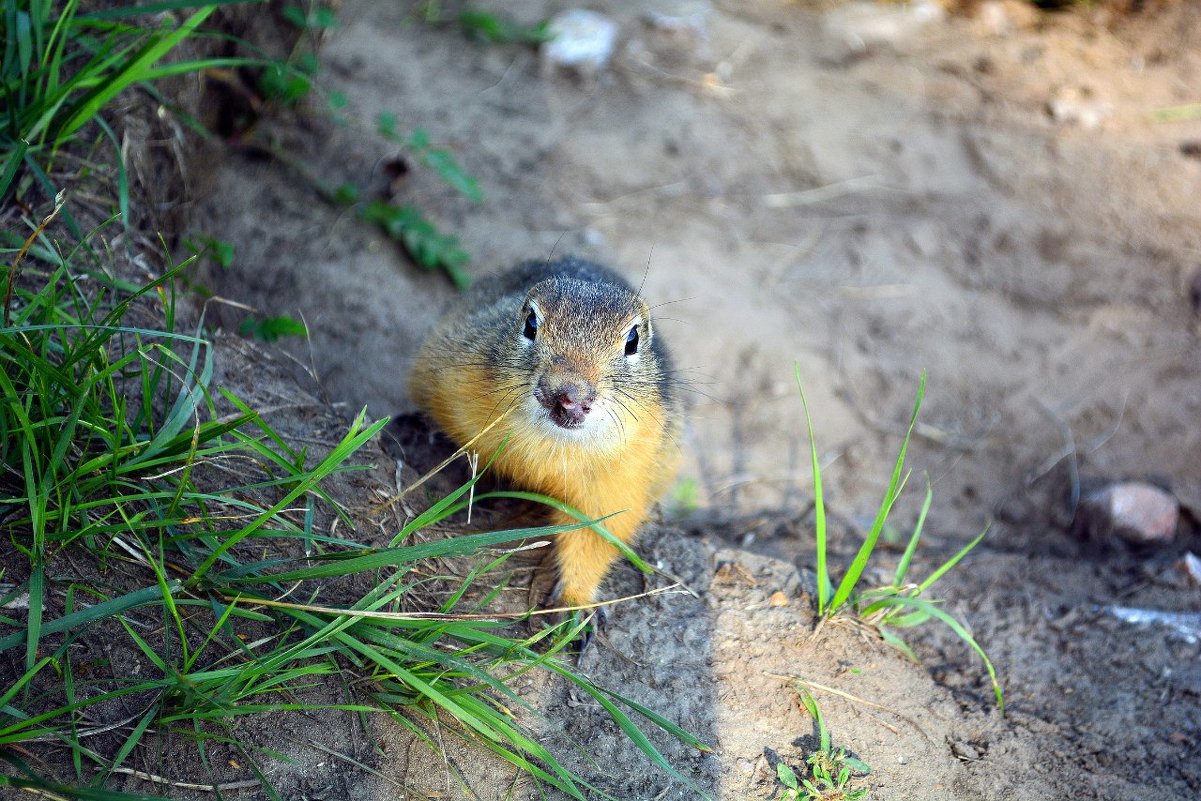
left=24, top=712, right=145, bottom=743
left=580, top=180, right=690, bottom=212
left=791, top=677, right=894, bottom=715
left=777, top=675, right=930, bottom=740
left=762, top=174, right=891, bottom=208
left=299, top=737, right=412, bottom=791
left=1082, top=390, right=1128, bottom=455
left=105, top=766, right=260, bottom=792
left=649, top=563, right=703, bottom=600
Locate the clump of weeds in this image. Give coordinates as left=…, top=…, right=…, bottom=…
left=776, top=689, right=871, bottom=801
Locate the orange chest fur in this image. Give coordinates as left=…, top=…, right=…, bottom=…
left=424, top=365, right=664, bottom=514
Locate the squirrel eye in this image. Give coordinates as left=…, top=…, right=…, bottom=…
left=522, top=309, right=539, bottom=341
left=624, top=325, right=640, bottom=356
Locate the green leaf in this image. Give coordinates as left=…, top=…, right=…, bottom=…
left=333, top=182, right=359, bottom=204
left=377, top=111, right=399, bottom=140
left=281, top=5, right=307, bottom=28
left=238, top=314, right=308, bottom=343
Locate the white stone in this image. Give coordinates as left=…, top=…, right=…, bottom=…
left=542, top=9, right=620, bottom=75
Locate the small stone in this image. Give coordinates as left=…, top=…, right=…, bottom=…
left=768, top=590, right=789, bottom=607
left=974, top=0, right=1039, bottom=37
left=1078, top=482, right=1179, bottom=547
left=1048, top=86, right=1113, bottom=130
left=644, top=0, right=712, bottom=36
left=643, top=1, right=713, bottom=60
left=976, top=1, right=1014, bottom=36
left=824, top=0, right=946, bottom=53
left=542, top=10, right=620, bottom=76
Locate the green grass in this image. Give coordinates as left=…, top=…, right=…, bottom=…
left=2, top=6, right=710, bottom=797
left=0, top=215, right=709, bottom=797
left=1, top=1, right=257, bottom=209
left=797, top=368, right=1003, bottom=710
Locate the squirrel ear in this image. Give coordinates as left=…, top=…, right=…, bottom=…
left=639, top=299, right=653, bottom=341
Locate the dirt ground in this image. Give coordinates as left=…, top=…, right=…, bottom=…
left=182, top=0, right=1201, bottom=799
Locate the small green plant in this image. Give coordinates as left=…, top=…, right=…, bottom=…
left=457, top=8, right=552, bottom=45
left=183, top=233, right=235, bottom=269
left=260, top=50, right=321, bottom=105
left=668, top=476, right=701, bottom=517
left=776, top=689, right=870, bottom=801
left=392, top=125, right=484, bottom=203
left=260, top=1, right=339, bottom=107
left=359, top=199, right=471, bottom=288
left=238, top=312, right=308, bottom=342
left=797, top=368, right=1003, bottom=709
left=281, top=2, right=339, bottom=32
left=418, top=4, right=553, bottom=45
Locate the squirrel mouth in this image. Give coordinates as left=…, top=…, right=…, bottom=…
left=548, top=406, right=588, bottom=429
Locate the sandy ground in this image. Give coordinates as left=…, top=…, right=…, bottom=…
left=185, top=1, right=1201, bottom=799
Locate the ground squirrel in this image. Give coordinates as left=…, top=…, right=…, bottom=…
left=410, top=256, right=682, bottom=608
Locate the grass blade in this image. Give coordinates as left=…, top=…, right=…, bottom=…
left=56, top=6, right=216, bottom=140
left=865, top=594, right=1002, bottom=710
left=0, top=583, right=181, bottom=653
left=893, top=479, right=933, bottom=586
left=830, top=372, right=926, bottom=612
left=794, top=366, right=831, bottom=614
left=917, top=524, right=989, bottom=595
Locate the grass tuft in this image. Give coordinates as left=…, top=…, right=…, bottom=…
left=0, top=212, right=707, bottom=797
left=797, top=367, right=1003, bottom=710
left=2, top=1, right=256, bottom=205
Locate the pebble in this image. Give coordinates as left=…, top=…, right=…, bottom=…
left=974, top=0, right=1039, bottom=37
left=643, top=1, right=712, bottom=60
left=542, top=9, right=620, bottom=75
left=1077, top=481, right=1179, bottom=547
left=1187, top=266, right=1201, bottom=315
left=644, top=1, right=711, bottom=37
left=1048, top=86, right=1113, bottom=130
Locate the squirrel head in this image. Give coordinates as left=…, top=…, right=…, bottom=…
left=508, top=275, right=656, bottom=443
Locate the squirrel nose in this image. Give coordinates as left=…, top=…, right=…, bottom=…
left=556, top=385, right=591, bottom=412
left=537, top=378, right=596, bottom=428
